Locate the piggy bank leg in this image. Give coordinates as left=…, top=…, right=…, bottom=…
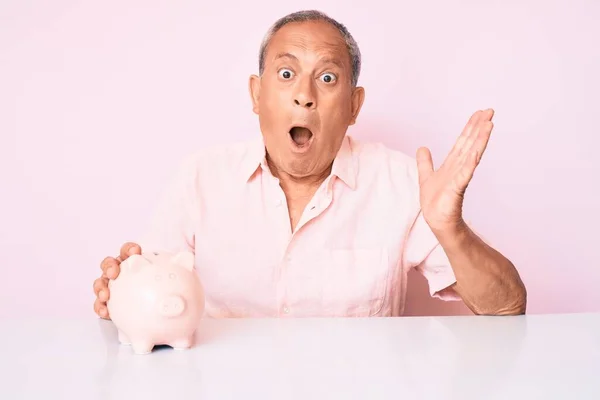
left=118, top=330, right=131, bottom=345
left=131, top=341, right=155, bottom=355
left=170, top=336, right=194, bottom=350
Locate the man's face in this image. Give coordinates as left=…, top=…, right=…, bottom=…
left=249, top=20, right=365, bottom=180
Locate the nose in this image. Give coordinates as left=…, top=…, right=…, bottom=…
left=294, top=98, right=315, bottom=108
left=158, top=295, right=186, bottom=317
left=293, top=78, right=317, bottom=109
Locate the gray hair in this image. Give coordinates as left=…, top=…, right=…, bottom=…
left=258, top=10, right=362, bottom=87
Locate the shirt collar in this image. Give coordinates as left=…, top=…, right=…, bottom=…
left=330, top=135, right=357, bottom=189
left=238, top=135, right=268, bottom=183
left=240, top=134, right=358, bottom=190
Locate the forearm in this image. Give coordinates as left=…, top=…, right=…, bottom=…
left=434, top=222, right=527, bottom=316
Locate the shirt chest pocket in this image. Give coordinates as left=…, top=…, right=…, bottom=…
left=318, top=248, right=391, bottom=317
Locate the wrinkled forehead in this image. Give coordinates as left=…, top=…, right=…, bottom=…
left=265, top=21, right=351, bottom=68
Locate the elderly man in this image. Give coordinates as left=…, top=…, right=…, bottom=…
left=93, top=10, right=526, bottom=319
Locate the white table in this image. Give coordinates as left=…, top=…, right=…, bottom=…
left=2, top=313, right=599, bottom=399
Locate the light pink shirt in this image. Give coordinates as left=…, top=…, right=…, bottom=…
left=139, top=134, right=461, bottom=318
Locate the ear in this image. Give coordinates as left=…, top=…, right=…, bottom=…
left=349, top=86, right=365, bottom=126
left=120, top=254, right=149, bottom=274
left=171, top=251, right=195, bottom=272
left=248, top=74, right=261, bottom=115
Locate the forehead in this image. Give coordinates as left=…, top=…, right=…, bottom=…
left=266, top=20, right=350, bottom=64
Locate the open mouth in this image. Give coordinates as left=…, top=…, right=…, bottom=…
left=289, top=126, right=313, bottom=147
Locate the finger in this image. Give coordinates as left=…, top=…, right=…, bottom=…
left=99, top=287, right=109, bottom=302
left=482, top=108, right=495, bottom=122
left=457, top=108, right=492, bottom=159
left=93, top=277, right=108, bottom=296
left=120, top=242, right=142, bottom=261
left=100, top=256, right=119, bottom=278
left=462, top=110, right=483, bottom=139
left=454, top=114, right=494, bottom=189
left=449, top=110, right=483, bottom=158
left=456, top=149, right=480, bottom=189
left=93, top=278, right=110, bottom=303
left=416, top=147, right=434, bottom=186
left=107, top=261, right=120, bottom=280
left=472, top=120, right=494, bottom=162
left=460, top=111, right=494, bottom=163
left=94, top=298, right=110, bottom=319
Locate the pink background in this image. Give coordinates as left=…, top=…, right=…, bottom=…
left=1, top=1, right=598, bottom=318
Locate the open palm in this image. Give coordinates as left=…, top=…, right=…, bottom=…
left=416, top=109, right=495, bottom=234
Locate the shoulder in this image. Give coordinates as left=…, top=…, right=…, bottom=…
left=349, top=136, right=420, bottom=190
left=174, top=138, right=259, bottom=178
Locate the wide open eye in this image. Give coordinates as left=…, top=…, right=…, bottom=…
left=319, top=73, right=336, bottom=83
left=278, top=68, right=294, bottom=80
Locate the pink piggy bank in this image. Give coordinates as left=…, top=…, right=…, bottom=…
left=106, top=251, right=205, bottom=355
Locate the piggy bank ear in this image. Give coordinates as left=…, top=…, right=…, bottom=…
left=171, top=251, right=195, bottom=272
left=120, top=254, right=149, bottom=274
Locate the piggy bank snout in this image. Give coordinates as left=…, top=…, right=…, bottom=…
left=158, top=294, right=186, bottom=317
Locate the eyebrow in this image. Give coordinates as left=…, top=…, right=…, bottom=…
left=274, top=52, right=299, bottom=63
left=274, top=52, right=344, bottom=69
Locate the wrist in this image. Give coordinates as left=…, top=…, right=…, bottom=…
left=431, top=219, right=474, bottom=252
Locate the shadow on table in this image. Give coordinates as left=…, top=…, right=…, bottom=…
left=93, top=317, right=238, bottom=398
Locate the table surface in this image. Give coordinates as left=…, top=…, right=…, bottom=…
left=2, top=312, right=599, bottom=399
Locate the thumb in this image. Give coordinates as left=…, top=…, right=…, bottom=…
left=416, top=147, right=434, bottom=186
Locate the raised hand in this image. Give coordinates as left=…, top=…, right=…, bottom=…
left=416, top=109, right=495, bottom=235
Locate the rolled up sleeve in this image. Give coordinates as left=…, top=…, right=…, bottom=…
left=403, top=211, right=461, bottom=301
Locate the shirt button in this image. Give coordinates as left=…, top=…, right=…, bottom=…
left=283, top=306, right=290, bottom=314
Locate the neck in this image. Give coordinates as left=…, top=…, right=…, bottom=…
left=266, top=156, right=331, bottom=199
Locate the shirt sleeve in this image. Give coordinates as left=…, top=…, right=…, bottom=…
left=136, top=154, right=200, bottom=255
left=403, top=211, right=462, bottom=301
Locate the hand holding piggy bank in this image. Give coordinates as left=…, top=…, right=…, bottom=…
left=106, top=251, right=205, bottom=354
